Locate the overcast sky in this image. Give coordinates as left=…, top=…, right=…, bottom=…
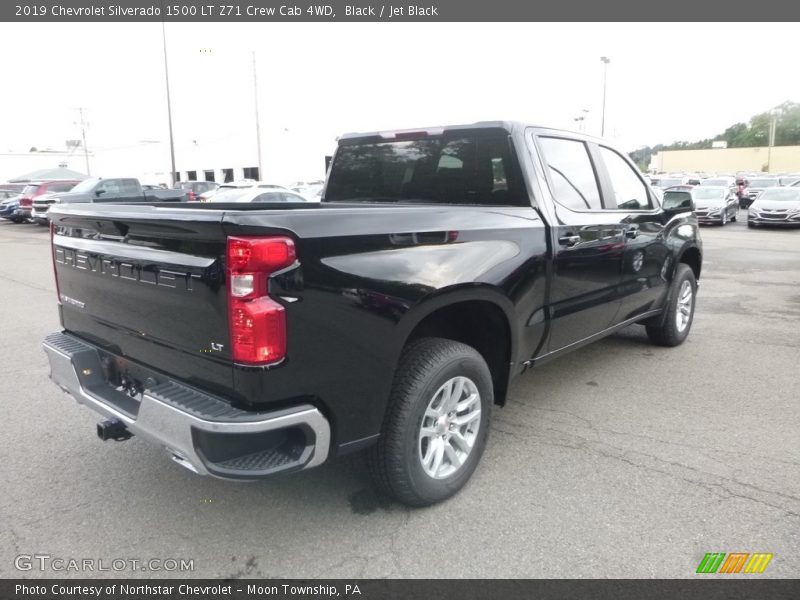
left=0, top=22, right=797, bottom=178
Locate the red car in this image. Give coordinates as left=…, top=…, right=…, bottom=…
left=16, top=180, right=81, bottom=222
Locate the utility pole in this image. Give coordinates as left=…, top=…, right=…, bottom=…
left=75, top=107, right=91, bottom=175
left=162, top=21, right=177, bottom=187
left=600, top=56, right=610, bottom=137
left=252, top=50, right=263, bottom=180
left=766, top=113, right=777, bottom=173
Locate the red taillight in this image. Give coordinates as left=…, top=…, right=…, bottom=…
left=50, top=222, right=61, bottom=304
left=20, top=197, right=32, bottom=208
left=226, top=236, right=296, bottom=365
left=188, top=191, right=196, bottom=201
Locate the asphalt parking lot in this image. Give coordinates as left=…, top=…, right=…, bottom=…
left=0, top=214, right=798, bottom=579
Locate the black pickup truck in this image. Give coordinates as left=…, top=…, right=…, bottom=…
left=43, top=122, right=702, bottom=506
left=31, top=177, right=186, bottom=224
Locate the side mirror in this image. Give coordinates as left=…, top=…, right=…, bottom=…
left=662, top=196, right=695, bottom=213
left=95, top=189, right=105, bottom=196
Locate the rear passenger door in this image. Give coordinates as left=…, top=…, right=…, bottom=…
left=533, top=134, right=626, bottom=353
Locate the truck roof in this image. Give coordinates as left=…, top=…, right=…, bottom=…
left=338, top=120, right=605, bottom=144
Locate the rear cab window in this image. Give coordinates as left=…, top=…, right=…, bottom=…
left=325, top=129, right=527, bottom=206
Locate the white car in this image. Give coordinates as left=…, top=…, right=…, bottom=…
left=198, top=180, right=289, bottom=202
left=207, top=188, right=311, bottom=203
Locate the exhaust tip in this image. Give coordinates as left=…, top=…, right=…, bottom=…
left=97, top=418, right=132, bottom=442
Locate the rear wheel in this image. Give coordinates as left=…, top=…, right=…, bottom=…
left=646, top=264, right=696, bottom=347
left=366, top=337, right=492, bottom=507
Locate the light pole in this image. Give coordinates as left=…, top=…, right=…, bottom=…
left=161, top=21, right=177, bottom=187
left=74, top=107, right=91, bottom=175
left=766, top=110, right=778, bottom=173
left=252, top=50, right=263, bottom=180
left=600, top=56, right=610, bottom=137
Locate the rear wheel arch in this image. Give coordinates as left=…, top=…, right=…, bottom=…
left=397, top=289, right=516, bottom=407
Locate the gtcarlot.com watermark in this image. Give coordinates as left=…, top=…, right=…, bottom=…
left=15, top=554, right=194, bottom=573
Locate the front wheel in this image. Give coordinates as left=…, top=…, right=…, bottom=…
left=366, top=337, right=493, bottom=507
left=646, top=264, right=697, bottom=347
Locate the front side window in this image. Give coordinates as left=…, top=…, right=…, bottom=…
left=598, top=146, right=652, bottom=210
left=537, top=137, right=602, bottom=210
left=97, top=180, right=121, bottom=196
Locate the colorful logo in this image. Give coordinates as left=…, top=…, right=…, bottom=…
left=696, top=552, right=773, bottom=574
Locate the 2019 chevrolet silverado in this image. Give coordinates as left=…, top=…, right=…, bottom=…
left=43, top=122, right=703, bottom=506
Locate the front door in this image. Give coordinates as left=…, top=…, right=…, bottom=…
left=533, top=134, right=625, bottom=353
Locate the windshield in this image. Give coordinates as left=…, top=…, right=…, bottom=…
left=693, top=188, right=727, bottom=200
left=749, top=179, right=779, bottom=188
left=325, top=132, right=525, bottom=205
left=758, top=188, right=800, bottom=202
left=69, top=178, right=102, bottom=193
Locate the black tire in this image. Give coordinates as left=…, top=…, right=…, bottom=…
left=646, top=264, right=697, bottom=347
left=366, top=337, right=493, bottom=507
left=748, top=221, right=755, bottom=229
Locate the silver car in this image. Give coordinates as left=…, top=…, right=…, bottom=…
left=691, top=186, right=739, bottom=226
left=747, top=188, right=800, bottom=228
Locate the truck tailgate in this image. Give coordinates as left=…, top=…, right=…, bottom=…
left=49, top=205, right=233, bottom=398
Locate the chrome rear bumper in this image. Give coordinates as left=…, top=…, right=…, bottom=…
left=43, top=332, right=331, bottom=479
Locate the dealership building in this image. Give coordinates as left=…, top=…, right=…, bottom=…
left=650, top=145, right=800, bottom=174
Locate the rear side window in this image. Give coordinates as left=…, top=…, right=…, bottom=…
left=537, top=137, right=602, bottom=210
left=598, top=146, right=652, bottom=210
left=325, top=132, right=526, bottom=206
left=119, top=179, right=140, bottom=195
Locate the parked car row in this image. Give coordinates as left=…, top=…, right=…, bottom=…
left=661, top=183, right=800, bottom=228
left=649, top=172, right=800, bottom=209
left=1, top=177, right=190, bottom=226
